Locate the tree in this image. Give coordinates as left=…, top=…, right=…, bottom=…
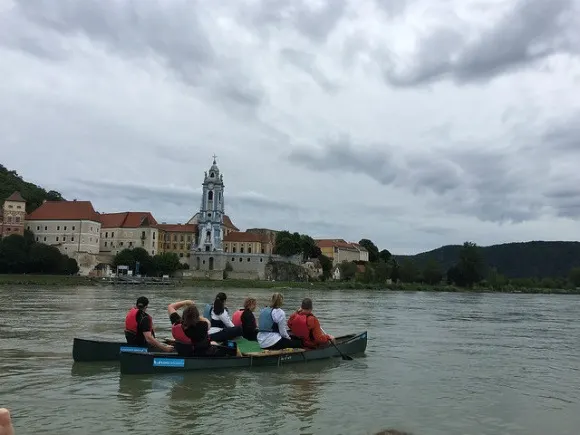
left=390, top=258, right=400, bottom=282
left=373, top=261, right=391, bottom=283
left=0, top=234, right=28, bottom=273
left=456, top=241, right=485, bottom=287
left=153, top=252, right=181, bottom=276
left=61, top=257, right=79, bottom=275
left=274, top=231, right=303, bottom=257
left=569, top=267, right=580, bottom=287
left=318, top=254, right=333, bottom=281
left=300, top=234, right=321, bottom=260
left=27, top=243, right=63, bottom=274
left=399, top=259, right=419, bottom=283
left=338, top=261, right=357, bottom=281
left=487, top=267, right=507, bottom=290
left=358, top=239, right=379, bottom=262
left=422, top=259, right=443, bottom=285
left=378, top=249, right=392, bottom=263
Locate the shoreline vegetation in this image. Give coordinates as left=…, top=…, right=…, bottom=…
left=0, top=274, right=579, bottom=294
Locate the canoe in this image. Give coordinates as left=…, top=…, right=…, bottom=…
left=72, top=337, right=175, bottom=362
left=119, top=331, right=367, bottom=375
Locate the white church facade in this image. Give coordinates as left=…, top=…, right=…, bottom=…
left=187, top=158, right=300, bottom=280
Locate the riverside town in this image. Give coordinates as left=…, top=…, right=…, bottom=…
left=1, top=159, right=580, bottom=293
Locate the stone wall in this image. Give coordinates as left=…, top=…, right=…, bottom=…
left=227, top=271, right=260, bottom=280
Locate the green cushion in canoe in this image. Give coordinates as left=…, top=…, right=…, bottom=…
left=234, top=337, right=262, bottom=354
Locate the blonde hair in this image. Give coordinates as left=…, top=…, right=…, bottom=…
left=243, top=297, right=257, bottom=310
left=270, top=292, right=284, bottom=309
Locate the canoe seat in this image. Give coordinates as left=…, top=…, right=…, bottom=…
left=243, top=348, right=306, bottom=357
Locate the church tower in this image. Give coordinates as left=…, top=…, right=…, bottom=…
left=195, top=156, right=225, bottom=252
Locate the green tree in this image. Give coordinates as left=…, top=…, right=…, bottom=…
left=299, top=234, right=321, bottom=260
left=378, top=249, right=392, bottom=263
left=569, top=267, right=580, bottom=287
left=338, top=261, right=357, bottom=281
left=61, top=257, right=80, bottom=275
left=373, top=261, right=391, bottom=283
left=399, top=259, right=419, bottom=283
left=422, top=259, right=443, bottom=285
left=487, top=267, right=507, bottom=290
left=0, top=234, right=28, bottom=273
left=457, top=241, right=485, bottom=287
left=358, top=239, right=379, bottom=262
left=390, top=258, right=400, bottom=282
left=318, top=254, right=333, bottom=281
left=153, top=252, right=181, bottom=276
left=27, top=243, right=63, bottom=274
left=274, top=231, right=302, bottom=257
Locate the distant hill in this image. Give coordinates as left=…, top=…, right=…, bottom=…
left=395, top=241, right=580, bottom=279
left=0, top=164, right=65, bottom=213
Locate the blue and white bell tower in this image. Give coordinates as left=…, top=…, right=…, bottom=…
left=196, top=155, right=225, bottom=252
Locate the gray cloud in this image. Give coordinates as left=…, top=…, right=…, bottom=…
left=279, top=48, right=339, bottom=93
left=6, top=0, right=263, bottom=109
left=381, top=0, right=579, bottom=87
left=542, top=114, right=580, bottom=152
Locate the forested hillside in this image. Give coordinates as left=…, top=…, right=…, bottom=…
left=0, top=164, right=64, bottom=213
left=395, top=241, right=580, bottom=279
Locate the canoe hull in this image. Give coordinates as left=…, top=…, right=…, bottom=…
left=120, top=331, right=367, bottom=375
left=72, top=338, right=156, bottom=362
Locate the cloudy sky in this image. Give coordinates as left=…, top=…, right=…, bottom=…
left=1, top=0, right=580, bottom=255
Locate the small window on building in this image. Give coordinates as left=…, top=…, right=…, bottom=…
left=260, top=258, right=263, bottom=262
left=56, top=236, right=59, bottom=242
left=248, top=246, right=252, bottom=254
left=231, top=257, right=235, bottom=262
left=153, top=233, right=156, bottom=240
left=240, top=247, right=244, bottom=253
left=129, top=242, right=133, bottom=247
left=72, top=226, right=76, bottom=231
left=210, top=172, right=214, bottom=178
left=57, top=226, right=60, bottom=230
left=63, top=236, right=66, bottom=242
left=110, top=231, right=113, bottom=237
left=15, top=217, right=20, bottom=223
left=180, top=253, right=183, bottom=257
left=43, top=237, right=46, bottom=241
left=233, top=247, right=236, bottom=253
left=27, top=226, right=30, bottom=230
left=35, top=237, right=39, bottom=241
left=64, top=226, right=67, bottom=230
left=44, top=226, right=47, bottom=230
left=104, top=241, right=108, bottom=247
left=261, top=248, right=265, bottom=254
left=203, top=260, right=206, bottom=264
left=71, top=236, right=75, bottom=241
left=120, top=242, right=124, bottom=246
left=239, top=258, right=242, bottom=262
left=247, top=258, right=250, bottom=262
left=208, top=191, right=214, bottom=201
left=152, top=250, right=155, bottom=255
left=37, top=226, right=40, bottom=231
left=105, top=232, right=108, bottom=238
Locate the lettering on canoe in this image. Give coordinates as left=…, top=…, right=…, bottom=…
left=120, top=346, right=148, bottom=353
left=153, top=358, right=185, bottom=367
left=280, top=355, right=292, bottom=362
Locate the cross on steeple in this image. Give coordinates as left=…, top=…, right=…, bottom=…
left=212, top=154, right=218, bottom=164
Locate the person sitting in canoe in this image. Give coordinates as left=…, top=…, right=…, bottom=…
left=232, top=297, right=258, bottom=341
left=257, top=292, right=303, bottom=350
left=168, top=299, right=240, bottom=357
left=124, top=296, right=173, bottom=352
left=288, top=298, right=335, bottom=349
left=203, top=292, right=242, bottom=343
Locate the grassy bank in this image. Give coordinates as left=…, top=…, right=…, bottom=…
left=0, top=274, right=578, bottom=294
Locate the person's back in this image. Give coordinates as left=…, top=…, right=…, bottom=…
left=124, top=296, right=153, bottom=346
left=288, top=298, right=334, bottom=349
left=234, top=297, right=258, bottom=341
left=257, top=293, right=302, bottom=350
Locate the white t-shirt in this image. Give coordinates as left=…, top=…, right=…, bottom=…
left=257, top=308, right=291, bottom=349
left=209, top=308, right=235, bottom=335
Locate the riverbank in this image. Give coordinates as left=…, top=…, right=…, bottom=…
left=0, top=274, right=579, bottom=294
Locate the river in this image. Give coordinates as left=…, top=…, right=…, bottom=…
left=0, top=286, right=579, bottom=435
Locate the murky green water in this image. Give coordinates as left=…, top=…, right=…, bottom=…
left=0, top=286, right=579, bottom=434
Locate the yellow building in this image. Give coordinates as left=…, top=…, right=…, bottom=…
left=315, top=239, right=368, bottom=265
left=223, top=231, right=274, bottom=255
left=156, top=223, right=197, bottom=263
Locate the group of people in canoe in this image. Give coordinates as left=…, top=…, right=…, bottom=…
left=124, top=292, right=336, bottom=358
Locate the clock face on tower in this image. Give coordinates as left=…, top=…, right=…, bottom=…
left=208, top=183, right=214, bottom=190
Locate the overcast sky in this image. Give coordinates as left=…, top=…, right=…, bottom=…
left=1, top=0, right=580, bottom=255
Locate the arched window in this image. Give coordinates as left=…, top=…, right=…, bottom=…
left=208, top=191, right=214, bottom=201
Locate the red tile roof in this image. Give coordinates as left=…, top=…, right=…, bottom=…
left=5, top=191, right=25, bottom=202
left=26, top=201, right=100, bottom=222
left=223, top=215, right=239, bottom=231
left=99, top=212, right=158, bottom=228
left=224, top=231, right=269, bottom=243
left=156, top=223, right=198, bottom=233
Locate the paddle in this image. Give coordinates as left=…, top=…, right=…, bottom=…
left=330, top=339, right=353, bottom=361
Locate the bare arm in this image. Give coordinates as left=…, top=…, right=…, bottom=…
left=143, top=331, right=174, bottom=352
left=168, top=299, right=195, bottom=315
left=219, top=310, right=235, bottom=328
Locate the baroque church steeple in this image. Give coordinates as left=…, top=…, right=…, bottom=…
left=195, top=155, right=225, bottom=252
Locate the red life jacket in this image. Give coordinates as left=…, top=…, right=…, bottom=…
left=289, top=312, right=314, bottom=347
left=171, top=323, right=192, bottom=344
left=124, top=307, right=140, bottom=333
left=124, top=307, right=154, bottom=336
left=232, top=309, right=244, bottom=327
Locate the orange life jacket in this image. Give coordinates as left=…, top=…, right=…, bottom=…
left=289, top=312, right=314, bottom=347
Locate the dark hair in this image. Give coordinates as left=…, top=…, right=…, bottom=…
left=301, top=298, right=313, bottom=310
left=182, top=305, right=200, bottom=330
left=213, top=297, right=225, bottom=315
left=216, top=292, right=227, bottom=302
left=136, top=296, right=149, bottom=309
